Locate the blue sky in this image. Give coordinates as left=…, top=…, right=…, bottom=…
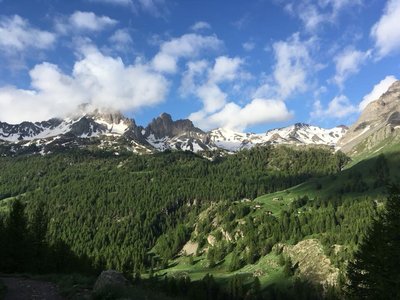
left=0, top=0, right=400, bottom=132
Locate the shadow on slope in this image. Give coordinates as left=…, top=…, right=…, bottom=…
left=256, top=149, right=400, bottom=212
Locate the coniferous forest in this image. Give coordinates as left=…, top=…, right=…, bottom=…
left=0, top=146, right=398, bottom=299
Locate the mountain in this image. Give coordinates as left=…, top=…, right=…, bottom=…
left=210, top=123, right=347, bottom=152
left=0, top=108, right=348, bottom=155
left=143, top=113, right=215, bottom=152
left=338, top=80, right=400, bottom=156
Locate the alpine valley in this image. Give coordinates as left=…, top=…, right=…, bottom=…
left=1, top=81, right=400, bottom=300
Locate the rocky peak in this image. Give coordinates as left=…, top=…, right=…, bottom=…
left=91, top=110, right=126, bottom=125
left=69, top=117, right=107, bottom=137
left=387, top=80, right=400, bottom=94
left=73, top=104, right=129, bottom=125
left=338, top=80, right=400, bottom=154
left=293, top=123, right=309, bottom=129
left=146, top=113, right=203, bottom=138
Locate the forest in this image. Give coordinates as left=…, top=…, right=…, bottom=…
left=0, top=146, right=396, bottom=299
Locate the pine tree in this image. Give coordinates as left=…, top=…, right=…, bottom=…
left=4, top=199, right=30, bottom=272
left=229, top=252, right=242, bottom=272
left=346, top=185, right=400, bottom=299
left=30, top=201, right=48, bottom=272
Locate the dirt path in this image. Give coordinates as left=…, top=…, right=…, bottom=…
left=0, top=276, right=64, bottom=300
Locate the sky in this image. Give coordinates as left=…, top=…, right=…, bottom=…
left=0, top=0, right=400, bottom=132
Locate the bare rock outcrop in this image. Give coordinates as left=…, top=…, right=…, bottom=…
left=339, top=80, right=400, bottom=155
left=276, top=239, right=339, bottom=287
left=93, top=270, right=130, bottom=293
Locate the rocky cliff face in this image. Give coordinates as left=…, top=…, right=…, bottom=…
left=142, top=113, right=213, bottom=152
left=145, top=113, right=203, bottom=138
left=338, top=80, right=400, bottom=155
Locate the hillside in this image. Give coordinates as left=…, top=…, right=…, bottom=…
left=339, top=80, right=400, bottom=157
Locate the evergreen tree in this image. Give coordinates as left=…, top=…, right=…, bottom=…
left=346, top=185, right=400, bottom=299
left=4, top=199, right=30, bottom=272
left=29, top=201, right=48, bottom=272
left=283, top=257, right=295, bottom=277
left=229, top=252, right=242, bottom=272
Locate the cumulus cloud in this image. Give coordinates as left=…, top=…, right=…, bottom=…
left=311, top=95, right=358, bottom=119
left=189, top=98, right=292, bottom=131
left=359, top=75, right=398, bottom=110
left=182, top=56, right=244, bottom=114
left=55, top=11, right=117, bottom=34
left=273, top=34, right=314, bottom=98
left=181, top=56, right=291, bottom=131
left=195, top=83, right=228, bottom=114
left=333, top=47, right=371, bottom=86
left=191, top=21, right=211, bottom=31
left=0, top=15, right=56, bottom=53
left=180, top=60, right=209, bottom=95
left=209, top=56, right=243, bottom=83
left=200, top=34, right=318, bottom=130
left=0, top=45, right=169, bottom=124
left=371, top=0, right=400, bottom=58
left=255, top=33, right=316, bottom=99
left=152, top=33, right=223, bottom=73
left=109, top=28, right=133, bottom=51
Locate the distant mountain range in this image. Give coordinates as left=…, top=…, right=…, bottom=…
left=1, top=80, right=400, bottom=156
left=0, top=109, right=346, bottom=155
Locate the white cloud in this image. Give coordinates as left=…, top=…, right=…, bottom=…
left=242, top=41, right=255, bottom=51
left=296, top=2, right=327, bottom=32
left=359, top=75, right=398, bottom=110
left=0, top=15, right=56, bottom=52
left=195, top=83, right=227, bottom=114
left=371, top=0, right=400, bottom=58
left=333, top=47, right=371, bottom=86
left=191, top=21, right=211, bottom=31
left=189, top=98, right=292, bottom=131
left=109, top=28, right=133, bottom=51
left=152, top=33, right=223, bottom=73
left=209, top=56, right=243, bottom=83
left=56, top=11, right=117, bottom=34
left=182, top=56, right=291, bottom=131
left=311, top=95, right=358, bottom=119
left=283, top=0, right=363, bottom=32
left=151, top=53, right=177, bottom=73
left=0, top=45, right=169, bottom=124
left=180, top=60, right=209, bottom=95
left=181, top=56, right=244, bottom=115
left=270, top=33, right=315, bottom=99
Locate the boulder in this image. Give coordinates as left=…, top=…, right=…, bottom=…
left=93, top=270, right=130, bottom=293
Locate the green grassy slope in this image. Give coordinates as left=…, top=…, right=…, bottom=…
left=154, top=252, right=287, bottom=290
left=256, top=148, right=400, bottom=214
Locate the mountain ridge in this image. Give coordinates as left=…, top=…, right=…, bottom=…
left=0, top=110, right=348, bottom=155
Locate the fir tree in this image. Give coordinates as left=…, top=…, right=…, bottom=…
left=4, top=199, right=29, bottom=272
left=346, top=185, right=400, bottom=299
